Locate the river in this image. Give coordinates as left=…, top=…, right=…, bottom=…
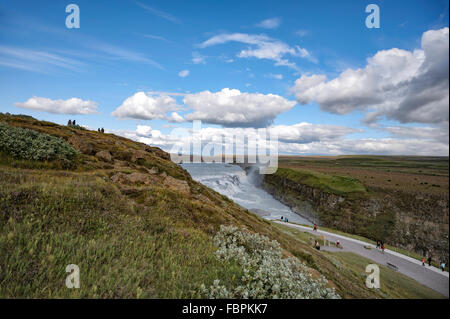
left=181, top=163, right=312, bottom=225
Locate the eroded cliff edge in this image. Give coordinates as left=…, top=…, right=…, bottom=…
left=262, top=168, right=449, bottom=263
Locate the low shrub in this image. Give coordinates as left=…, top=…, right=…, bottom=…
left=200, top=225, right=340, bottom=299
left=0, top=122, right=77, bottom=162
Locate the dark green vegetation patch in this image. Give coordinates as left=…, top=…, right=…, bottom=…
left=0, top=122, right=77, bottom=162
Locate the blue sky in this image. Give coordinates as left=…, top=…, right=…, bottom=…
left=0, top=0, right=448, bottom=155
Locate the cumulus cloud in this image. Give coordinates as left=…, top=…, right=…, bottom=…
left=291, top=27, right=449, bottom=126
left=168, top=112, right=185, bottom=123
left=136, top=124, right=153, bottom=136
left=199, top=33, right=315, bottom=68
left=178, top=70, right=190, bottom=77
left=383, top=124, right=449, bottom=144
left=183, top=88, right=296, bottom=127
left=111, top=92, right=181, bottom=120
left=256, top=18, right=281, bottom=29
left=112, top=122, right=448, bottom=156
left=15, top=96, right=98, bottom=114
left=277, top=138, right=448, bottom=156
left=272, top=122, right=361, bottom=144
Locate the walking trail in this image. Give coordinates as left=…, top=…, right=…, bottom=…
left=274, top=221, right=449, bottom=297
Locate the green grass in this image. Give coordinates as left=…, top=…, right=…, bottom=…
left=1, top=113, right=445, bottom=299
left=0, top=171, right=245, bottom=298
left=273, top=167, right=367, bottom=196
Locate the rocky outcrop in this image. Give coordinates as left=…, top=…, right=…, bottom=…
left=262, top=173, right=449, bottom=262
left=95, top=150, right=112, bottom=162
left=163, top=175, right=191, bottom=196
left=111, top=172, right=156, bottom=185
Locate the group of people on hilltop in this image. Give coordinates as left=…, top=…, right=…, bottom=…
left=422, top=256, right=447, bottom=272
left=67, top=119, right=105, bottom=133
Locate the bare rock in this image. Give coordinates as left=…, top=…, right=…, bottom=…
left=68, top=135, right=96, bottom=155
left=163, top=176, right=190, bottom=196
left=131, top=150, right=147, bottom=163
left=95, top=150, right=112, bottom=162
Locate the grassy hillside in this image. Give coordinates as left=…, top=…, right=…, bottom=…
left=0, top=113, right=443, bottom=298
left=273, top=167, right=367, bottom=197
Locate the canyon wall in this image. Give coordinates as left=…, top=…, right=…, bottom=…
left=262, top=173, right=449, bottom=263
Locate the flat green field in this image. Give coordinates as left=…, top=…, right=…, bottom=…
left=277, top=155, right=449, bottom=196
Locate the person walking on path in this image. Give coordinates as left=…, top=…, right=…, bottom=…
left=381, top=244, right=385, bottom=254
left=427, top=256, right=432, bottom=267
left=422, top=258, right=426, bottom=266
left=313, top=224, right=317, bottom=232
left=314, top=240, right=320, bottom=251
left=376, top=241, right=381, bottom=249
left=441, top=262, right=446, bottom=272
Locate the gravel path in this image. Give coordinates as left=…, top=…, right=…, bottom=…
left=275, top=221, right=449, bottom=297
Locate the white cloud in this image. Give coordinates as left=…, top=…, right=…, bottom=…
left=199, top=33, right=316, bottom=69
left=383, top=124, right=449, bottom=144
left=183, top=88, right=296, bottom=127
left=266, top=73, right=283, bottom=80
left=168, top=112, right=185, bottom=123
left=295, top=30, right=309, bottom=37
left=140, top=33, right=172, bottom=43
left=111, top=92, right=180, bottom=120
left=136, top=125, right=153, bottom=136
left=112, top=122, right=448, bottom=156
left=272, top=122, right=361, bottom=143
left=86, top=42, right=163, bottom=69
left=178, top=69, right=190, bottom=77
left=135, top=1, right=181, bottom=24
left=256, top=18, right=281, bottom=29
left=277, top=138, right=448, bottom=156
left=192, top=52, right=206, bottom=64
left=291, top=27, right=449, bottom=126
left=0, top=46, right=85, bottom=73
left=15, top=96, right=98, bottom=114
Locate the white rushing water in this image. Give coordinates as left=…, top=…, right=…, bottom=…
left=181, top=163, right=312, bottom=225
